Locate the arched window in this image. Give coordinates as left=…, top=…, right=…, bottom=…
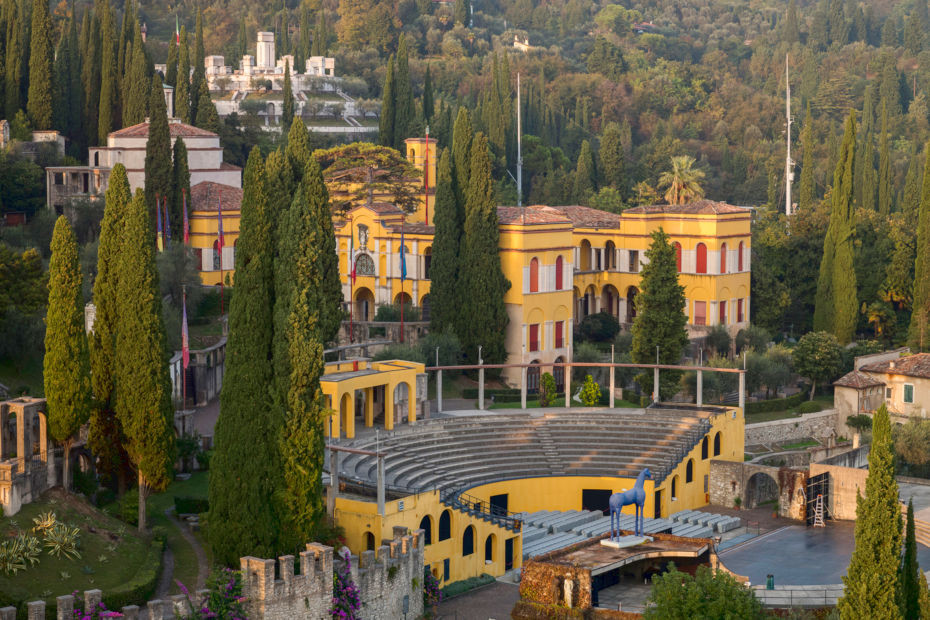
left=701, top=437, right=708, bottom=460
left=485, top=534, right=495, bottom=562
left=438, top=510, right=451, bottom=541
left=355, top=253, right=375, bottom=276
left=696, top=243, right=707, bottom=274
left=738, top=242, right=744, bottom=271
left=530, top=257, right=539, bottom=293
left=686, top=459, right=694, bottom=483
left=671, top=475, right=678, bottom=500
left=419, top=515, right=433, bottom=545
left=364, top=532, right=375, bottom=550
left=462, top=526, right=475, bottom=556
left=673, top=242, right=682, bottom=272
left=713, top=432, right=721, bottom=456
left=720, top=242, right=727, bottom=274
left=555, top=256, right=564, bottom=290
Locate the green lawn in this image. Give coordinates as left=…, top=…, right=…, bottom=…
left=148, top=472, right=211, bottom=594
left=745, top=394, right=834, bottom=424
left=780, top=439, right=820, bottom=450
left=0, top=489, right=155, bottom=606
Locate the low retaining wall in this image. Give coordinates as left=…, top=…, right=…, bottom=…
left=745, top=410, right=838, bottom=445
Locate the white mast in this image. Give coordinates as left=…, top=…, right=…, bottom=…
left=517, top=73, right=523, bottom=208
left=785, top=54, right=794, bottom=216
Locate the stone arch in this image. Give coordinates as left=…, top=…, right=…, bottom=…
left=602, top=284, right=620, bottom=319
left=745, top=471, right=779, bottom=509
left=354, top=287, right=374, bottom=321
left=394, top=291, right=413, bottom=307
left=686, top=458, right=694, bottom=483
left=423, top=246, right=432, bottom=279
left=671, top=474, right=679, bottom=501
left=605, top=240, right=616, bottom=269
left=364, top=531, right=375, bottom=550
left=438, top=509, right=452, bottom=541
left=419, top=515, right=434, bottom=545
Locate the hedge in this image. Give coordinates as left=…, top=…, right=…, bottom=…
left=441, top=573, right=496, bottom=599
left=101, top=536, right=164, bottom=611
left=745, top=393, right=805, bottom=414
left=462, top=388, right=521, bottom=399
left=797, top=400, right=824, bottom=414
left=175, top=496, right=210, bottom=515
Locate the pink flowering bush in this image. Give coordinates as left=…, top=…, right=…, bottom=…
left=176, top=567, right=248, bottom=619
left=330, top=549, right=361, bottom=619
left=70, top=593, right=123, bottom=619
left=422, top=568, right=442, bottom=618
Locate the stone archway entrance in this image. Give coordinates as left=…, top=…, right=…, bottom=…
left=745, top=472, right=779, bottom=509
left=354, top=287, right=374, bottom=321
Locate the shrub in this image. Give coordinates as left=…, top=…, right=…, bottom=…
left=846, top=414, right=872, bottom=433
left=580, top=375, right=602, bottom=406
left=175, top=496, right=210, bottom=515
left=176, top=432, right=202, bottom=474
left=423, top=567, right=442, bottom=617
left=72, top=468, right=99, bottom=497
left=577, top=312, right=620, bottom=342
left=797, top=401, right=824, bottom=414
left=331, top=549, right=362, bottom=618
left=418, top=328, right=463, bottom=366
left=70, top=594, right=122, bottom=619
left=372, top=343, right=427, bottom=363
left=196, top=449, right=212, bottom=470
left=735, top=325, right=771, bottom=352
left=539, top=373, right=557, bottom=406
left=43, top=523, right=81, bottom=559
left=0, top=533, right=41, bottom=575
left=176, top=567, right=247, bottom=619
left=100, top=538, right=163, bottom=610
left=119, top=488, right=148, bottom=526
left=441, top=574, right=495, bottom=598
left=745, top=393, right=805, bottom=414
left=373, top=302, right=421, bottom=322
left=705, top=324, right=731, bottom=356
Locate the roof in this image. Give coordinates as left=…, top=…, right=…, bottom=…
left=109, top=120, right=219, bottom=139
left=385, top=222, right=434, bottom=234
left=190, top=181, right=243, bottom=211
left=860, top=353, right=930, bottom=380
left=497, top=206, right=572, bottom=225
left=546, top=205, right=621, bottom=228
left=623, top=200, right=749, bottom=215
left=833, top=370, right=885, bottom=389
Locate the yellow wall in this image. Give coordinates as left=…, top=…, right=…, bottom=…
left=189, top=210, right=240, bottom=286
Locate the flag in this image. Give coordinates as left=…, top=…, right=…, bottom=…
left=182, top=292, right=190, bottom=369
left=163, top=196, right=171, bottom=247
left=399, top=228, right=407, bottom=281
left=217, top=197, right=224, bottom=269
left=155, top=196, right=163, bottom=251
left=349, top=217, right=356, bottom=284
left=182, top=188, right=189, bottom=244
left=175, top=15, right=180, bottom=46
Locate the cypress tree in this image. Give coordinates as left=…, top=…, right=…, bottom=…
left=282, top=59, right=294, bottom=128
left=784, top=0, right=800, bottom=44
left=451, top=107, right=473, bottom=215
left=838, top=404, right=901, bottom=619
left=572, top=139, right=597, bottom=203
left=799, top=104, right=815, bottom=212
left=631, top=229, right=689, bottom=399
left=53, top=15, right=74, bottom=134
left=165, top=36, right=178, bottom=87
left=393, top=34, right=414, bottom=149
left=26, top=0, right=52, bottom=129
left=209, top=148, right=285, bottom=564
left=4, top=11, right=22, bottom=118
left=144, top=74, right=172, bottom=213
left=175, top=27, right=190, bottom=123
left=97, top=2, right=116, bottom=143
left=428, top=148, right=460, bottom=332
left=237, top=21, right=248, bottom=61
left=170, top=137, right=190, bottom=240
left=189, top=8, right=205, bottom=124
left=422, top=65, right=433, bottom=122
left=194, top=78, right=220, bottom=134
left=878, top=100, right=893, bottom=215
left=265, top=148, right=296, bottom=244
left=599, top=121, right=625, bottom=194
left=285, top=116, right=313, bottom=180
left=44, top=216, right=92, bottom=492
left=113, top=190, right=176, bottom=532
left=458, top=133, right=510, bottom=364
left=89, top=164, right=131, bottom=491
left=858, top=131, right=876, bottom=211
left=80, top=9, right=100, bottom=146
left=279, top=162, right=329, bottom=547
left=122, top=24, right=148, bottom=127
left=885, top=146, right=920, bottom=307
left=117, top=0, right=133, bottom=79
left=909, top=145, right=930, bottom=351
left=297, top=4, right=311, bottom=67
left=311, top=14, right=327, bottom=56
left=454, top=0, right=469, bottom=26
left=67, top=11, right=83, bottom=146
left=900, top=499, right=921, bottom=619
left=814, top=111, right=857, bottom=343
left=378, top=55, right=395, bottom=148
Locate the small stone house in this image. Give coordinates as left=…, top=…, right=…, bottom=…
left=834, top=350, right=930, bottom=422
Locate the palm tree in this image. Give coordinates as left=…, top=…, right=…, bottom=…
left=658, top=155, right=705, bottom=205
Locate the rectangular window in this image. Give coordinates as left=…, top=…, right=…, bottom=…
left=555, top=321, right=564, bottom=349
left=719, top=301, right=727, bottom=325
left=694, top=301, right=706, bottom=326
left=529, top=324, right=539, bottom=352
left=703, top=474, right=709, bottom=494
left=443, top=558, right=450, bottom=582
left=629, top=250, right=639, bottom=272
left=737, top=298, right=745, bottom=323
left=905, top=384, right=915, bottom=404
left=886, top=387, right=893, bottom=399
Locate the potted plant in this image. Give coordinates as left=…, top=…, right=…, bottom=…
left=772, top=502, right=779, bottom=519
left=733, top=497, right=742, bottom=511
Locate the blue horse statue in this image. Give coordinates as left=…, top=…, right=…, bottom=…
left=609, top=468, right=652, bottom=540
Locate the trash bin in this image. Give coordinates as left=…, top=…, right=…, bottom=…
left=766, top=574, right=775, bottom=590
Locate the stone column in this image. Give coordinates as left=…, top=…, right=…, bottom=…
left=436, top=370, right=443, bottom=413
left=377, top=455, right=385, bottom=516
left=55, top=595, right=73, bottom=620
left=385, top=387, right=394, bottom=431
left=478, top=366, right=485, bottom=411
left=697, top=370, right=703, bottom=407
left=653, top=367, right=659, bottom=403
left=739, top=372, right=745, bottom=411
left=408, top=382, right=417, bottom=426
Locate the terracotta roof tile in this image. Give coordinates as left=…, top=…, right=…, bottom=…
left=109, top=120, right=219, bottom=139
left=496, top=206, right=572, bottom=225
left=859, top=353, right=930, bottom=379
left=623, top=200, right=749, bottom=215
left=546, top=205, right=621, bottom=228
left=190, top=181, right=243, bottom=211
left=385, top=222, right=434, bottom=234
left=833, top=370, right=885, bottom=389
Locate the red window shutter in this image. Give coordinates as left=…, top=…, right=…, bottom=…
left=720, top=243, right=727, bottom=273
left=530, top=258, right=539, bottom=293
left=555, top=321, right=563, bottom=349
left=555, top=256, right=563, bottom=290
left=696, top=243, right=707, bottom=274
left=694, top=301, right=706, bottom=326
left=529, top=324, right=539, bottom=352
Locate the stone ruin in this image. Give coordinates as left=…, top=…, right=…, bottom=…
left=0, top=397, right=61, bottom=516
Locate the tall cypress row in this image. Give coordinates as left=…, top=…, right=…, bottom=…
left=878, top=100, right=893, bottom=215
left=458, top=133, right=510, bottom=364
left=572, top=139, right=597, bottom=203
left=89, top=164, right=131, bottom=491
left=422, top=65, right=433, bottom=122
left=97, top=1, right=116, bottom=143
left=67, top=12, right=83, bottom=147
left=282, top=59, right=294, bottom=128
left=175, top=27, right=190, bottom=123
left=451, top=107, right=473, bottom=216
left=838, top=404, right=901, bottom=619
left=52, top=15, right=74, bottom=134
left=189, top=8, right=205, bottom=124
left=899, top=499, right=921, bottom=619
left=209, top=148, right=285, bottom=564
left=122, top=24, right=148, bottom=127
left=393, top=34, right=414, bottom=150
left=45, top=216, right=92, bottom=492
left=429, top=148, right=461, bottom=333
left=113, top=190, right=176, bottom=533
left=599, top=121, right=625, bottom=194
left=909, top=144, right=930, bottom=351
left=165, top=37, right=178, bottom=87
left=378, top=55, right=395, bottom=148
left=80, top=9, right=100, bottom=146
left=26, top=0, right=52, bottom=129
left=170, top=137, right=190, bottom=240
left=4, top=11, right=22, bottom=118
left=144, top=74, right=172, bottom=213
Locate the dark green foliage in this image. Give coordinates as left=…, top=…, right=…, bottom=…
left=175, top=28, right=190, bottom=123
left=53, top=13, right=82, bottom=141
left=97, top=4, right=116, bottom=143
left=799, top=104, right=815, bottom=212
left=631, top=229, right=689, bottom=400
left=453, top=0, right=469, bottom=26
left=577, top=312, right=620, bottom=342
left=459, top=134, right=510, bottom=364
left=170, top=138, right=191, bottom=241
left=145, top=74, right=172, bottom=214
left=189, top=8, right=205, bottom=124
left=209, top=148, right=285, bottom=564
left=422, top=65, right=433, bottom=122
left=451, top=108, right=473, bottom=217
left=4, top=9, right=23, bottom=118
left=900, top=499, right=920, bottom=619
left=644, top=564, right=764, bottom=619
left=784, top=0, right=800, bottom=44
left=429, top=148, right=461, bottom=333
left=311, top=14, right=328, bottom=56
left=378, top=55, right=395, bottom=148
left=813, top=111, right=857, bottom=344
left=26, top=0, right=52, bottom=129
left=121, top=23, right=148, bottom=127
left=599, top=122, right=625, bottom=195
left=282, top=60, right=294, bottom=128
left=285, top=117, right=313, bottom=180
left=572, top=139, right=597, bottom=203
left=393, top=34, right=414, bottom=150
left=113, top=191, right=176, bottom=531
left=878, top=101, right=892, bottom=215
left=885, top=146, right=921, bottom=307
left=195, top=79, right=221, bottom=134
left=44, top=216, right=92, bottom=491
left=79, top=9, right=100, bottom=146
left=165, top=37, right=178, bottom=88
left=587, top=36, right=625, bottom=81
left=792, top=330, right=842, bottom=399
left=910, top=144, right=930, bottom=351
left=838, top=404, right=901, bottom=619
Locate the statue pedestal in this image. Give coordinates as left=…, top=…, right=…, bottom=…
left=601, top=535, right=652, bottom=549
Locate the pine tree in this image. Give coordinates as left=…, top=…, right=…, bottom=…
left=170, top=137, right=190, bottom=241
left=194, top=78, right=220, bottom=134
left=878, top=100, right=893, bottom=215
left=458, top=133, right=510, bottom=364
left=378, top=55, right=395, bottom=148
left=910, top=144, right=930, bottom=351
left=279, top=160, right=330, bottom=547
left=599, top=122, right=625, bottom=195
left=799, top=104, right=815, bottom=212
left=209, top=148, right=285, bottom=564
left=814, top=111, right=857, bottom=343
left=89, top=164, right=131, bottom=491
left=573, top=139, right=597, bottom=203
left=122, top=24, right=148, bottom=127
left=97, top=2, right=116, bottom=142
left=189, top=8, right=205, bottom=124
left=282, top=59, right=294, bottom=128
left=175, top=27, right=190, bottom=123
left=838, top=404, right=901, bottom=619
left=45, top=216, right=92, bottom=492
left=900, top=499, right=921, bottom=619
left=26, top=0, right=52, bottom=129
left=631, top=229, right=689, bottom=399
left=144, top=74, right=172, bottom=213
left=394, top=34, right=414, bottom=149
left=429, top=148, right=461, bottom=333
left=113, top=190, right=176, bottom=532
left=422, top=65, right=434, bottom=123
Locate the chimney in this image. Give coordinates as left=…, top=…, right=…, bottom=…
left=890, top=361, right=896, bottom=370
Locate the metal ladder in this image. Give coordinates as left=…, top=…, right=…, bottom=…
left=813, top=494, right=826, bottom=527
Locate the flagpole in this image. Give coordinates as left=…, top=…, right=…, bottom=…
left=218, top=196, right=224, bottom=316
left=400, top=220, right=405, bottom=344
left=424, top=126, right=430, bottom=225
left=348, top=214, right=354, bottom=343
left=182, top=284, right=188, bottom=409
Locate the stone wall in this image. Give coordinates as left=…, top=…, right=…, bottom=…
left=709, top=460, right=808, bottom=519
left=745, top=410, right=838, bottom=446
left=12, top=530, right=425, bottom=620
left=809, top=462, right=868, bottom=520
